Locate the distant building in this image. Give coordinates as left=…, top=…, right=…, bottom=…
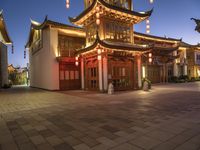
left=26, top=0, right=200, bottom=91
left=8, top=64, right=29, bottom=85
left=0, top=10, right=12, bottom=87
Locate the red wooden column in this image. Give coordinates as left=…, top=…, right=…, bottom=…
left=137, top=54, right=142, bottom=88
left=102, top=54, right=108, bottom=91
left=81, top=57, right=85, bottom=90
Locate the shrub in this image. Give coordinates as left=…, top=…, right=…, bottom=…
left=142, top=78, right=151, bottom=90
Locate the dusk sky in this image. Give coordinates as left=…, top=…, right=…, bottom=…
left=0, top=0, right=199, bottom=67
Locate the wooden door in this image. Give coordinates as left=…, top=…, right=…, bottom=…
left=109, top=60, right=134, bottom=91
left=59, top=62, right=81, bottom=90
left=85, top=60, right=99, bottom=90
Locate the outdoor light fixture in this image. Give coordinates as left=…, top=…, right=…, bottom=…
left=150, top=0, right=154, bottom=4
left=66, top=0, right=70, bottom=9
left=75, top=55, right=79, bottom=66
left=146, top=19, right=150, bottom=34
left=96, top=6, right=101, bottom=25
left=142, top=66, right=146, bottom=78
left=148, top=52, right=153, bottom=63
left=12, top=43, right=14, bottom=54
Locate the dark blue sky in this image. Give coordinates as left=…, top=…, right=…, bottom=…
left=0, top=0, right=199, bottom=67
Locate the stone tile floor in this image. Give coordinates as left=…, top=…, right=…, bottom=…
left=0, top=82, right=200, bottom=150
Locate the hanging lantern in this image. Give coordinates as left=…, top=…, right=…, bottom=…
left=75, top=55, right=79, bottom=66
left=146, top=19, right=150, bottom=34
left=66, top=0, right=70, bottom=9
left=12, top=44, right=14, bottom=54
left=96, top=19, right=100, bottom=25
left=24, top=50, right=26, bottom=59
left=150, top=0, right=154, bottom=4
left=75, top=61, right=79, bottom=66
left=148, top=52, right=153, bottom=63
left=96, top=6, right=101, bottom=25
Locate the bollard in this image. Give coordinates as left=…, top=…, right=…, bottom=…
left=108, top=82, right=114, bottom=95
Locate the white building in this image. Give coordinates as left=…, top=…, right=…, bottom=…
left=0, top=10, right=12, bottom=87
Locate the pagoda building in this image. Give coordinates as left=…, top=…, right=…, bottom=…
left=0, top=10, right=12, bottom=87
left=68, top=0, right=153, bottom=91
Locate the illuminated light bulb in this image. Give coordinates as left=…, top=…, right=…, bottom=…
left=75, top=56, right=79, bottom=61
left=146, top=25, right=150, bottom=29
left=149, top=53, right=152, bottom=58
left=96, top=19, right=100, bottom=25
left=98, top=55, right=102, bottom=61
left=97, top=49, right=101, bottom=54
left=96, top=13, right=100, bottom=19
left=146, top=30, right=150, bottom=34
left=149, top=58, right=152, bottom=63
left=75, top=61, right=79, bottom=66
left=150, top=0, right=154, bottom=4
left=96, top=6, right=100, bottom=12
left=146, top=19, right=150, bottom=24
left=66, top=0, right=70, bottom=9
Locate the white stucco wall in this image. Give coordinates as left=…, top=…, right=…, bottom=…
left=29, top=28, right=59, bottom=90
left=0, top=42, right=8, bottom=86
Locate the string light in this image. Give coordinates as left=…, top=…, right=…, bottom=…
left=146, top=19, right=150, bottom=34
left=12, top=43, right=14, bottom=54
left=24, top=50, right=26, bottom=59
left=96, top=6, right=100, bottom=25
left=66, top=0, right=70, bottom=9
left=150, top=0, right=154, bottom=4
left=24, top=46, right=26, bottom=59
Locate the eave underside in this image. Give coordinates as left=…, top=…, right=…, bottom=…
left=0, top=12, right=12, bottom=44
left=69, top=0, right=152, bottom=26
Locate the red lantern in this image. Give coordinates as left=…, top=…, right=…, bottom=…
left=66, top=0, right=70, bottom=9
left=12, top=44, right=14, bottom=54
left=24, top=50, right=26, bottom=59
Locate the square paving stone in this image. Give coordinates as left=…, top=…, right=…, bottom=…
left=30, top=135, right=46, bottom=145
left=73, top=143, right=91, bottom=150
left=129, top=136, right=162, bottom=149
left=39, top=129, right=54, bottom=138
left=146, top=130, right=175, bottom=142
left=62, top=136, right=82, bottom=147
left=110, top=143, right=142, bottom=150
left=46, top=135, right=64, bottom=146
left=14, top=134, right=30, bottom=145
left=37, top=143, right=54, bottom=150
left=25, top=129, right=39, bottom=137
left=18, top=142, right=36, bottom=150
left=54, top=143, right=74, bottom=150
left=101, top=125, right=119, bottom=133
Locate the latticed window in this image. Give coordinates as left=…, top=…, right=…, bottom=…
left=105, top=22, right=131, bottom=42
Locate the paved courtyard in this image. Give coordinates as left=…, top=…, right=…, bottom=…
left=0, top=82, right=200, bottom=150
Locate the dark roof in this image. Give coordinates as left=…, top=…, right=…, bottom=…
left=0, top=10, right=12, bottom=44
left=31, top=16, right=82, bottom=31
left=152, top=45, right=180, bottom=55
left=134, top=31, right=182, bottom=42
left=76, top=32, right=152, bottom=55
left=69, top=0, right=153, bottom=24
left=191, top=18, right=200, bottom=33
left=180, top=41, right=200, bottom=48
left=25, top=17, right=83, bottom=48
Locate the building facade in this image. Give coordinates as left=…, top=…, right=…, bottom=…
left=0, top=10, right=12, bottom=87
left=26, top=0, right=199, bottom=91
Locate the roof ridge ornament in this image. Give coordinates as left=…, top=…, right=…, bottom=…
left=191, top=18, right=200, bottom=33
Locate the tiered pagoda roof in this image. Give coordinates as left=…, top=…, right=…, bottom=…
left=69, top=0, right=153, bottom=26
left=0, top=10, right=12, bottom=44
left=76, top=32, right=152, bottom=55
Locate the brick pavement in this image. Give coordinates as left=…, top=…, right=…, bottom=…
left=0, top=82, right=200, bottom=150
